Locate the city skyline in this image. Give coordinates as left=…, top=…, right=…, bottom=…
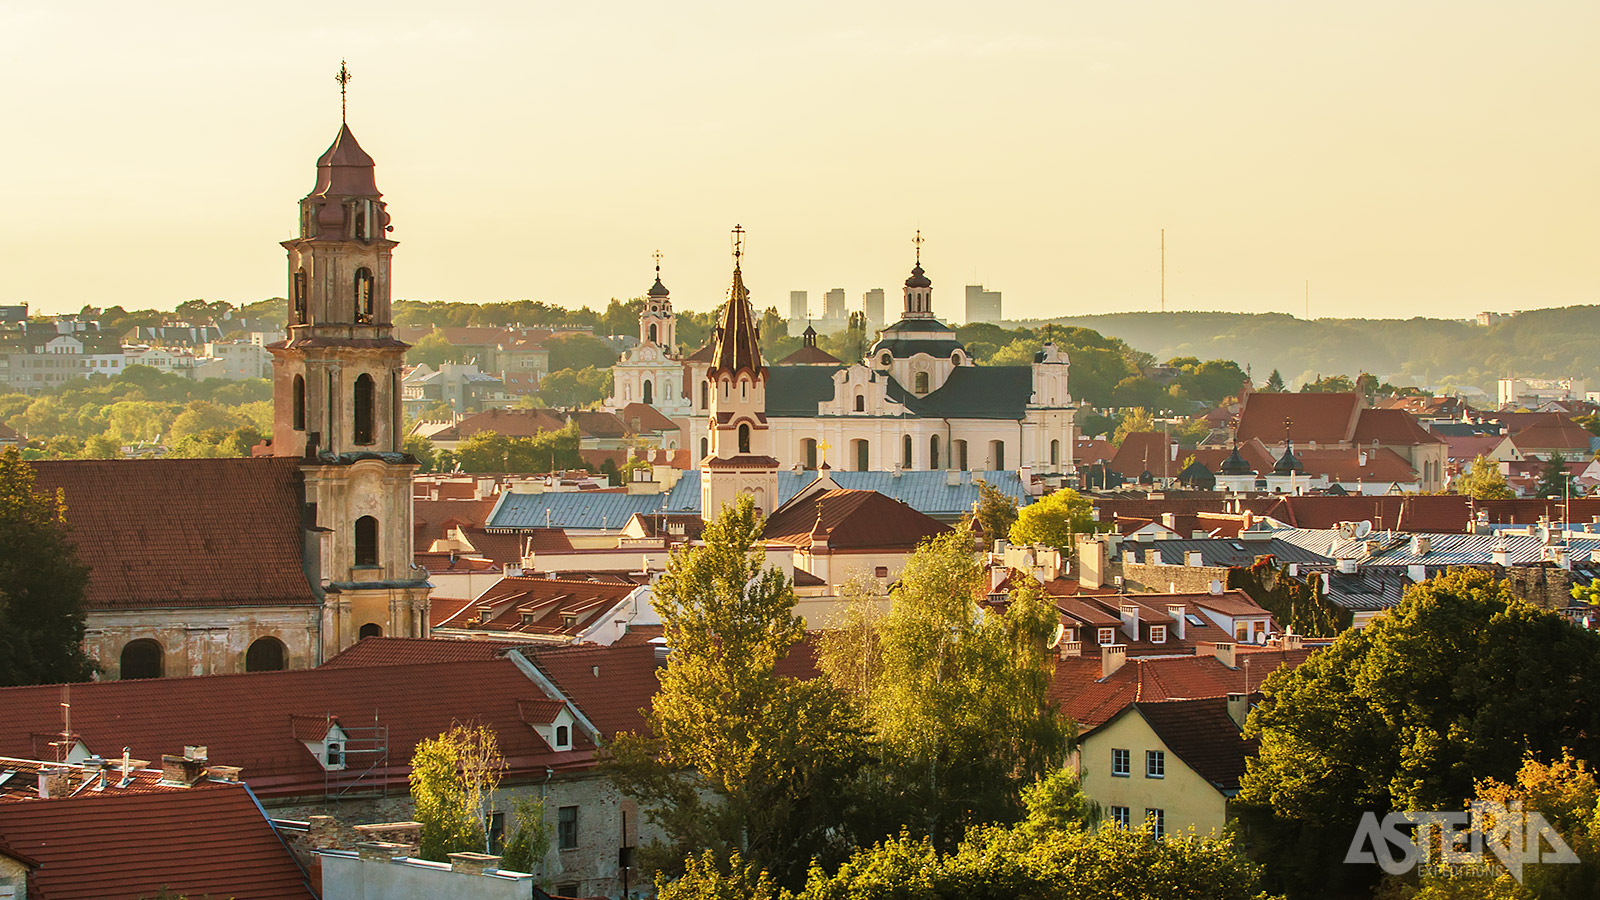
left=3, top=1, right=1597, bottom=320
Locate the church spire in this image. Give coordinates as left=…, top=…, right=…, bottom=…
left=902, top=229, right=933, bottom=319
left=708, top=224, right=764, bottom=378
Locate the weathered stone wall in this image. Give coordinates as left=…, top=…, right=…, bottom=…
left=1120, top=561, right=1229, bottom=595
left=1504, top=564, right=1580, bottom=611
left=84, top=605, right=321, bottom=678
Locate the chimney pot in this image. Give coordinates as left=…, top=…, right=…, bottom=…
left=448, top=852, right=503, bottom=876
left=1100, top=644, right=1127, bottom=678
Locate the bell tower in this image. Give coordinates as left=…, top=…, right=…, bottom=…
left=701, top=225, right=779, bottom=520
left=267, top=63, right=430, bottom=659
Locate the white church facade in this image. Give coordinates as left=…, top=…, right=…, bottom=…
left=610, top=236, right=1077, bottom=476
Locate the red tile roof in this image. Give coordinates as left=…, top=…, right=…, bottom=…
left=1236, top=392, right=1362, bottom=446
left=1443, top=433, right=1506, bottom=463
left=29, top=458, right=316, bottom=611
left=569, top=410, right=629, bottom=439
left=1109, top=432, right=1181, bottom=479
left=1351, top=408, right=1444, bottom=446
left=1050, top=649, right=1311, bottom=729
left=442, top=407, right=569, bottom=440
left=1293, top=447, right=1417, bottom=483
left=1509, top=424, right=1595, bottom=453
left=525, top=643, right=664, bottom=738
left=0, top=782, right=315, bottom=900
left=777, top=344, right=844, bottom=365
left=618, top=403, right=681, bottom=434
left=0, top=659, right=584, bottom=799
left=1073, top=438, right=1116, bottom=465
left=319, top=636, right=519, bottom=668
left=763, top=488, right=949, bottom=551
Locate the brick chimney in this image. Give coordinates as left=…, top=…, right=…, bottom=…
left=161, top=747, right=208, bottom=787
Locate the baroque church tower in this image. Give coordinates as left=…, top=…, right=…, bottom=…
left=701, top=226, right=779, bottom=519
left=267, top=88, right=430, bottom=659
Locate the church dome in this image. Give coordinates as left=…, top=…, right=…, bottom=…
left=647, top=276, right=670, bottom=298
left=904, top=264, right=931, bottom=289
left=1220, top=445, right=1251, bottom=475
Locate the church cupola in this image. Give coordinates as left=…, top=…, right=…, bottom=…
left=901, top=229, right=934, bottom=319
left=640, top=251, right=676, bottom=350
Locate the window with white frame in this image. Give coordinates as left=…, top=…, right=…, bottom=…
left=1150, top=625, right=1167, bottom=644
left=1098, top=627, right=1116, bottom=645
left=1146, top=808, right=1165, bottom=839
left=1110, top=806, right=1130, bottom=829
left=1146, top=749, right=1165, bottom=778
left=1111, top=748, right=1130, bottom=777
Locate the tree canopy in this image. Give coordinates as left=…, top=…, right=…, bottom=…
left=0, top=447, right=96, bottom=685
left=1456, top=454, right=1515, bottom=500
left=1008, top=487, right=1097, bottom=552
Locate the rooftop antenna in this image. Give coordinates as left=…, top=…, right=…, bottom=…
left=335, top=59, right=352, bottom=125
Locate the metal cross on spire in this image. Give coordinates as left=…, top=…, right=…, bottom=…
left=336, top=60, right=353, bottom=124
left=913, top=229, right=924, bottom=264
left=731, top=224, right=745, bottom=266
left=652, top=248, right=663, bottom=277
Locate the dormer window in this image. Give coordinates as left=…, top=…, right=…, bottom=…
left=1098, top=627, right=1116, bottom=645
left=326, top=741, right=344, bottom=769
left=1150, top=625, right=1167, bottom=644
left=520, top=612, right=533, bottom=625
left=562, top=614, right=578, bottom=629
left=554, top=725, right=570, bottom=749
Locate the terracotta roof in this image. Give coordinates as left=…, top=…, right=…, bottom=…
left=1294, top=447, right=1418, bottom=483
left=444, top=407, right=569, bottom=440
left=1108, top=432, right=1181, bottom=479
left=1128, top=697, right=1257, bottom=790
left=1073, top=438, right=1116, bottom=465
left=310, top=123, right=378, bottom=198
left=319, top=636, right=519, bottom=668
left=526, top=643, right=664, bottom=738
left=0, top=659, right=583, bottom=799
left=29, top=459, right=316, bottom=611
left=763, top=488, right=949, bottom=551
left=437, top=577, right=638, bottom=637
left=1443, top=433, right=1506, bottom=463
left=683, top=342, right=716, bottom=364
left=0, top=781, right=315, bottom=900
left=1509, top=424, right=1595, bottom=453
left=618, top=403, right=680, bottom=434
left=569, top=410, right=630, bottom=439
left=0, top=421, right=20, bottom=442
left=1050, top=649, right=1312, bottom=729
left=703, top=454, right=782, bottom=470
left=1351, top=408, right=1444, bottom=446
left=415, top=498, right=499, bottom=543
left=707, top=265, right=765, bottom=378
left=625, top=512, right=706, bottom=542
left=777, top=344, right=844, bottom=366
left=1236, top=392, right=1362, bottom=446
left=428, top=597, right=473, bottom=625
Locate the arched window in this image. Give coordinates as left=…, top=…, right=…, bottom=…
left=292, top=375, right=306, bottom=431
left=803, top=438, right=818, bottom=469
left=643, top=380, right=653, bottom=405
left=354, top=268, right=375, bottom=324
left=648, top=323, right=658, bottom=344
left=555, top=725, right=570, bottom=749
left=930, top=435, right=940, bottom=470
left=738, top=423, right=751, bottom=453
left=700, top=437, right=709, bottom=458
left=955, top=439, right=969, bottom=471
left=120, top=639, right=163, bottom=680
left=292, top=269, right=308, bottom=324
left=914, top=372, right=930, bottom=394
left=854, top=393, right=865, bottom=412
left=903, top=435, right=913, bottom=468
left=1050, top=439, right=1060, bottom=467
left=245, top=637, right=287, bottom=672
left=353, top=373, right=374, bottom=445
left=355, top=515, right=379, bottom=567
left=359, top=623, right=383, bottom=639
left=741, top=378, right=747, bottom=400
left=989, top=440, right=1006, bottom=471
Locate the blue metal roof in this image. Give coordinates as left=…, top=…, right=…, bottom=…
left=663, top=470, right=1032, bottom=520
left=487, top=491, right=671, bottom=530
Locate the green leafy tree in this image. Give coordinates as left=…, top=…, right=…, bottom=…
left=1533, top=452, right=1575, bottom=498
left=406, top=329, right=470, bottom=368
left=0, top=447, right=96, bottom=685
left=1077, top=411, right=1115, bottom=440
left=546, top=333, right=620, bottom=372
left=962, top=478, right=1018, bottom=547
left=409, top=723, right=505, bottom=861
left=403, top=434, right=439, bottom=472
left=1174, top=359, right=1249, bottom=405
left=1008, top=487, right=1098, bottom=551
left=538, top=366, right=611, bottom=408
left=1299, top=373, right=1356, bottom=393
left=852, top=527, right=1070, bottom=847
left=1110, top=375, right=1171, bottom=411
left=80, top=434, right=121, bottom=459
left=1455, top=454, right=1514, bottom=499
left=1227, top=556, right=1349, bottom=637
left=658, top=851, right=784, bottom=900
left=497, top=795, right=551, bottom=875
left=1237, top=570, right=1600, bottom=898
left=1111, top=407, right=1155, bottom=445
left=1263, top=368, right=1286, bottom=392
left=608, top=496, right=868, bottom=887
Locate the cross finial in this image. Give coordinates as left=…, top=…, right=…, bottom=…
left=336, top=60, right=353, bottom=124
left=1283, top=416, right=1293, bottom=443
left=652, top=248, right=663, bottom=277
left=731, top=224, right=745, bottom=267
left=913, top=229, right=924, bottom=264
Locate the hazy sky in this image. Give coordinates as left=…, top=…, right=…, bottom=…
left=3, top=1, right=1597, bottom=321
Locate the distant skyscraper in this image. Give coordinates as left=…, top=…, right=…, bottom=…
left=862, top=288, right=885, bottom=331
left=789, top=290, right=808, bottom=322
left=824, top=287, right=846, bottom=320
left=965, top=284, right=1002, bottom=323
